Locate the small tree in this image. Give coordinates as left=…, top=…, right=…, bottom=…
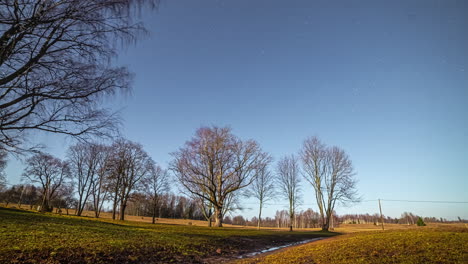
left=143, top=164, right=170, bottom=224
left=245, top=164, right=275, bottom=229
left=417, top=217, right=426, bottom=226
left=22, top=152, right=70, bottom=212
left=276, top=155, right=301, bottom=232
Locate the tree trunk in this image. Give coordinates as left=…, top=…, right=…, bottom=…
left=214, top=207, right=223, bottom=227
left=322, top=210, right=331, bottom=231
left=112, top=195, right=118, bottom=220
left=258, top=203, right=262, bottom=230
left=120, top=202, right=126, bottom=220
left=152, top=204, right=157, bottom=224
left=77, top=195, right=83, bottom=216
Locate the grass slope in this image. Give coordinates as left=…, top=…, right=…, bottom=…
left=0, top=207, right=335, bottom=263
left=236, top=226, right=468, bottom=264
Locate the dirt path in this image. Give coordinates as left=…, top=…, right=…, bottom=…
left=203, top=237, right=331, bottom=264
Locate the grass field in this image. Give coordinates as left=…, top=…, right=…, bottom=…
left=0, top=207, right=335, bottom=263
left=236, top=225, right=468, bottom=264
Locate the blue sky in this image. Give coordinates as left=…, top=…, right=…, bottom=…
left=6, top=0, right=468, bottom=219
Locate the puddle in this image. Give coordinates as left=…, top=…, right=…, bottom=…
left=238, top=237, right=325, bottom=259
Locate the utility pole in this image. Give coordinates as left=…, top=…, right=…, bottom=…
left=379, top=199, right=384, bottom=230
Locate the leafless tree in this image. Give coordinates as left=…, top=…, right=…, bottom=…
left=276, top=154, right=301, bottom=231
left=195, top=196, right=214, bottom=227
left=22, top=152, right=70, bottom=211
left=300, top=137, right=359, bottom=231
left=0, top=0, right=157, bottom=152
left=91, top=144, right=112, bottom=218
left=142, top=163, right=170, bottom=224
left=108, top=139, right=152, bottom=220
left=171, top=126, right=270, bottom=227
left=245, top=164, right=276, bottom=229
left=0, top=149, right=6, bottom=190
left=67, top=142, right=102, bottom=216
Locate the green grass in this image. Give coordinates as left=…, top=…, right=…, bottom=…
left=236, top=226, right=468, bottom=264
left=0, top=207, right=335, bottom=263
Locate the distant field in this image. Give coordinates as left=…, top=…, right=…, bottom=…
left=0, top=203, right=434, bottom=232
left=236, top=225, right=468, bottom=264
left=0, top=207, right=335, bottom=263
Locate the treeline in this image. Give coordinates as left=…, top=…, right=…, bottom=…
left=0, top=139, right=178, bottom=223
left=0, top=184, right=207, bottom=221
left=226, top=210, right=464, bottom=228
left=226, top=209, right=325, bottom=228
left=339, top=212, right=455, bottom=224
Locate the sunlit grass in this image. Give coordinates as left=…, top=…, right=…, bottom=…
left=236, top=225, right=468, bottom=264
left=0, top=207, right=335, bottom=263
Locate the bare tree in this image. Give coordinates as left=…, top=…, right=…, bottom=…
left=108, top=139, right=152, bottom=220
left=22, top=152, right=70, bottom=211
left=171, top=126, right=270, bottom=227
left=143, top=163, right=170, bottom=224
left=197, top=197, right=214, bottom=227
left=276, top=154, right=301, bottom=231
left=67, top=142, right=102, bottom=216
left=300, top=137, right=359, bottom=231
left=0, top=0, right=157, bottom=152
left=245, top=165, right=276, bottom=229
left=0, top=149, right=6, bottom=191
left=91, top=144, right=112, bottom=218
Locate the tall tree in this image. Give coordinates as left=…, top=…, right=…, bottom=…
left=22, top=152, right=70, bottom=211
left=0, top=0, right=157, bottom=152
left=171, top=126, right=270, bottom=227
left=91, top=144, right=112, bottom=218
left=143, top=163, right=170, bottom=224
left=67, top=143, right=102, bottom=216
left=109, top=139, right=152, bottom=220
left=300, top=137, right=359, bottom=231
left=245, top=165, right=276, bottom=229
left=0, top=149, right=7, bottom=191
left=276, top=155, right=301, bottom=231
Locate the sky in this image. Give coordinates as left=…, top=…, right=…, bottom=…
left=5, top=0, right=468, bottom=220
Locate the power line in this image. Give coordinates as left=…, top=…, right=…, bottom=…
left=380, top=199, right=468, bottom=204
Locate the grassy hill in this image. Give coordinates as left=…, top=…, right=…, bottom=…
left=0, top=207, right=335, bottom=263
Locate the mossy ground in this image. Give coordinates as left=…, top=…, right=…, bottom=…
left=0, top=207, right=334, bottom=263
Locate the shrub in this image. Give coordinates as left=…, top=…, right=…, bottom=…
left=417, top=217, right=426, bottom=226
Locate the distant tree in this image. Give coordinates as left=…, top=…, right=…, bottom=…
left=22, top=185, right=40, bottom=209
left=90, top=144, right=112, bottom=218
left=0, top=149, right=7, bottom=191
left=108, top=139, right=152, bottom=220
left=67, top=143, right=102, bottom=216
left=223, top=215, right=233, bottom=225
left=0, top=0, right=157, bottom=152
left=143, top=164, right=170, bottom=224
left=196, top=196, right=214, bottom=227
left=51, top=183, right=75, bottom=214
left=2, top=185, right=20, bottom=206
left=300, top=137, right=359, bottom=231
left=22, top=152, right=70, bottom=211
left=276, top=155, right=301, bottom=231
left=245, top=164, right=275, bottom=229
left=417, top=217, right=426, bottom=226
left=171, top=126, right=270, bottom=227
left=232, top=215, right=247, bottom=226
